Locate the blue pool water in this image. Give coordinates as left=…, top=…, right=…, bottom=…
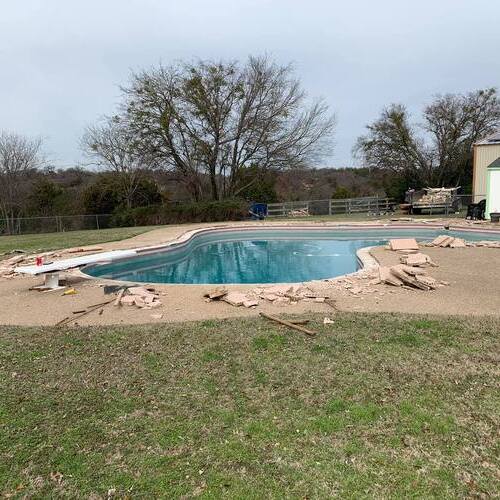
left=84, top=227, right=500, bottom=284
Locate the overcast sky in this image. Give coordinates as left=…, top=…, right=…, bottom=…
left=1, top=0, right=499, bottom=168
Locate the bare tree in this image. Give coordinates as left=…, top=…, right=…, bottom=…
left=82, top=119, right=158, bottom=208
left=355, top=88, right=500, bottom=187
left=0, top=131, right=44, bottom=233
left=121, top=56, right=335, bottom=201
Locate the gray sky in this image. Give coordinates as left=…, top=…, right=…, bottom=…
left=1, top=0, right=499, bottom=168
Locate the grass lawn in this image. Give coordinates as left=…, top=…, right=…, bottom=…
left=0, top=313, right=498, bottom=498
left=0, top=226, right=158, bottom=257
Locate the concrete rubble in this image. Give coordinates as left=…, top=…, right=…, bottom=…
left=2, top=231, right=500, bottom=320
left=424, top=234, right=500, bottom=248
left=115, top=286, right=162, bottom=310
left=204, top=283, right=335, bottom=309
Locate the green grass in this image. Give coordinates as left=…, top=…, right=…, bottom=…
left=0, top=226, right=158, bottom=257
left=1, top=313, right=498, bottom=498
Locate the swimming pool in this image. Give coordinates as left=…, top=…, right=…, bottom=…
left=83, top=225, right=500, bottom=285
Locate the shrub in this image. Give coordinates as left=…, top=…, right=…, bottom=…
left=110, top=199, right=249, bottom=227
left=83, top=173, right=162, bottom=215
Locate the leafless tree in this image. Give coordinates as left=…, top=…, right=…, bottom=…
left=355, top=88, right=500, bottom=187
left=120, top=56, right=335, bottom=201
left=0, top=131, right=44, bottom=233
left=82, top=119, right=158, bottom=208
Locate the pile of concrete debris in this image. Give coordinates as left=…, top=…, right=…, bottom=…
left=204, top=284, right=332, bottom=309
left=114, top=286, right=162, bottom=310
left=378, top=263, right=446, bottom=291
left=424, top=235, right=466, bottom=248
left=288, top=209, right=309, bottom=217
left=418, top=187, right=456, bottom=205
left=379, top=238, right=447, bottom=291
left=423, top=234, right=500, bottom=248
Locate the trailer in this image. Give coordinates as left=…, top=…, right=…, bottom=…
left=405, top=187, right=461, bottom=215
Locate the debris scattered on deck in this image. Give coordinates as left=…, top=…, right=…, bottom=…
left=56, top=299, right=115, bottom=327
left=65, top=246, right=104, bottom=254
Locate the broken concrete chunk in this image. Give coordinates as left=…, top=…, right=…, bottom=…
left=390, top=267, right=431, bottom=290
left=379, top=266, right=403, bottom=286
left=120, top=295, right=137, bottom=306
left=128, top=286, right=152, bottom=296
left=222, top=292, right=248, bottom=306
left=431, top=235, right=450, bottom=246
left=262, top=293, right=279, bottom=302
left=392, top=264, right=427, bottom=276
left=402, top=253, right=430, bottom=266
left=438, top=236, right=455, bottom=247
left=133, top=297, right=146, bottom=308
left=204, top=287, right=228, bottom=300
left=450, top=238, right=466, bottom=248
left=243, top=299, right=259, bottom=308
left=389, top=238, right=419, bottom=251
left=414, top=275, right=438, bottom=288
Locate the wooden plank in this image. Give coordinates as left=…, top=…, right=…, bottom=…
left=259, top=313, right=317, bottom=336
left=55, top=299, right=115, bottom=327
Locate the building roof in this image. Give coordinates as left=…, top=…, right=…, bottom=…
left=487, top=157, right=500, bottom=169
left=475, top=130, right=500, bottom=145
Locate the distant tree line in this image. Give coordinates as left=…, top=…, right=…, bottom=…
left=355, top=88, right=500, bottom=191
left=1, top=54, right=499, bottom=232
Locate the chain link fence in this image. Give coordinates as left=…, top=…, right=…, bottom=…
left=0, top=194, right=482, bottom=235
left=0, top=214, right=114, bottom=236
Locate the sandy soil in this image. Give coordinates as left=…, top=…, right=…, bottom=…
left=0, top=221, right=499, bottom=326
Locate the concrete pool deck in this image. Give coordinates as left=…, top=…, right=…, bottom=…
left=1, top=220, right=499, bottom=325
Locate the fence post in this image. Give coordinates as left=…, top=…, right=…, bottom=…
left=96, top=215, right=100, bottom=230
left=328, top=199, right=332, bottom=216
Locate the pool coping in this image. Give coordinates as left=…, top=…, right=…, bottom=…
left=71, top=222, right=500, bottom=286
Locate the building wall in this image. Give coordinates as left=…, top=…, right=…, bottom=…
left=486, top=168, right=500, bottom=218
left=473, top=144, right=500, bottom=202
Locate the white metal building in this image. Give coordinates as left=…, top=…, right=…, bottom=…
left=472, top=130, right=500, bottom=218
